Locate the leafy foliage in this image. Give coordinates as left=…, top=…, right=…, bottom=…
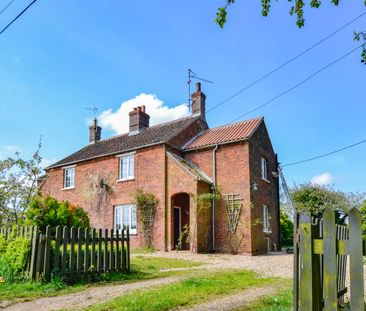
left=134, top=189, right=159, bottom=247
left=216, top=1, right=366, bottom=63
left=0, top=236, right=31, bottom=280
left=280, top=212, right=293, bottom=246
left=291, top=184, right=351, bottom=216
left=25, top=196, right=90, bottom=233
left=360, top=200, right=366, bottom=240
left=0, top=142, right=42, bottom=225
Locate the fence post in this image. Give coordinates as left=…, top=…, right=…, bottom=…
left=349, top=208, right=364, bottom=310
left=115, top=229, right=120, bottom=271
left=104, top=229, right=108, bottom=272
left=91, top=228, right=96, bottom=278
left=76, top=227, right=82, bottom=280
left=97, top=228, right=102, bottom=274
left=323, top=208, right=337, bottom=311
left=61, top=226, right=69, bottom=275
left=299, top=213, right=313, bottom=309
left=69, top=227, right=75, bottom=283
left=43, top=225, right=51, bottom=281
left=29, top=227, right=38, bottom=279
left=109, top=229, right=114, bottom=272
left=126, top=228, right=130, bottom=272
left=121, top=229, right=125, bottom=271
left=84, top=228, right=89, bottom=280
left=54, top=226, right=61, bottom=273
left=35, top=234, right=44, bottom=280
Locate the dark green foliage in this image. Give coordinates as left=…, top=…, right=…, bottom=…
left=280, top=212, right=294, bottom=246
left=25, top=196, right=90, bottom=233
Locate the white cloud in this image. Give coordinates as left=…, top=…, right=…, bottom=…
left=98, top=93, right=189, bottom=135
left=311, top=173, right=335, bottom=186
left=0, top=145, right=21, bottom=159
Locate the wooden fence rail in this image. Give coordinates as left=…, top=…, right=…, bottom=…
left=0, top=225, right=130, bottom=283
left=294, top=207, right=364, bottom=310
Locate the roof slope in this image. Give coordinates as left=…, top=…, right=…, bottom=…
left=167, top=152, right=213, bottom=184
left=184, top=117, right=263, bottom=150
left=47, top=116, right=200, bottom=169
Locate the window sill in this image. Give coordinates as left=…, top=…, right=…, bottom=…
left=62, top=187, right=75, bottom=191
left=117, top=178, right=135, bottom=183
left=263, top=230, right=272, bottom=234
left=261, top=178, right=270, bottom=184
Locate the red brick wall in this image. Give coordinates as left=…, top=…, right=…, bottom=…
left=248, top=122, right=280, bottom=254
left=41, top=145, right=167, bottom=250
left=185, top=143, right=252, bottom=254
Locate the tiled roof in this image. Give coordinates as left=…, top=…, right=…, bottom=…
left=47, top=116, right=200, bottom=169
left=184, top=117, right=263, bottom=150
left=167, top=152, right=213, bottom=184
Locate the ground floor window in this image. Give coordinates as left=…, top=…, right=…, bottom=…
left=115, top=204, right=137, bottom=234
left=263, top=205, right=271, bottom=233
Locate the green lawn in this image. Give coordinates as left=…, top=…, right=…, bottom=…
left=0, top=256, right=202, bottom=302
left=87, top=270, right=284, bottom=311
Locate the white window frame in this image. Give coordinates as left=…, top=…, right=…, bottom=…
left=63, top=166, right=75, bottom=189
left=263, top=205, right=271, bottom=233
left=114, top=204, right=137, bottom=235
left=261, top=157, right=269, bottom=181
left=117, top=152, right=135, bottom=181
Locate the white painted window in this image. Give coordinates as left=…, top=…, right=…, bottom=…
left=119, top=154, right=134, bottom=180
left=261, top=157, right=268, bottom=181
left=263, top=205, right=271, bottom=233
left=115, top=204, right=137, bottom=234
left=63, top=167, right=75, bottom=189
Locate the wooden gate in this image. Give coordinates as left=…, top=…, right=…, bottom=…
left=293, top=207, right=364, bottom=310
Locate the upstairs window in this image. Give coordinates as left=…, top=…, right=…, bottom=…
left=261, top=157, right=268, bottom=181
left=115, top=204, right=137, bottom=234
left=119, top=153, right=134, bottom=181
left=263, top=205, right=271, bottom=233
left=63, top=166, right=75, bottom=189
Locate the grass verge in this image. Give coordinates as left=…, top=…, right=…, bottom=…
left=0, top=256, right=202, bottom=302
left=244, top=287, right=293, bottom=310
left=87, top=269, right=283, bottom=311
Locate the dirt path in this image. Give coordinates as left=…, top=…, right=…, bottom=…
left=2, top=276, right=183, bottom=311
left=181, top=286, right=278, bottom=311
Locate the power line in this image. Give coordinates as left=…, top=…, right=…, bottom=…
left=0, top=0, right=37, bottom=35
left=229, top=43, right=363, bottom=123
left=206, top=11, right=366, bottom=114
left=281, top=138, right=366, bottom=168
left=0, top=0, right=16, bottom=15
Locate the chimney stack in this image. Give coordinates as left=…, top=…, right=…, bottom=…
left=89, top=118, right=102, bottom=144
left=191, top=82, right=206, bottom=119
left=129, top=106, right=150, bottom=134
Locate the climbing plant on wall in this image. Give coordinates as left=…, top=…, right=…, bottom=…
left=82, top=170, right=114, bottom=223
left=134, top=189, right=159, bottom=248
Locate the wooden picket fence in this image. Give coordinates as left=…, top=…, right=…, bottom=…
left=0, top=225, right=130, bottom=283
left=293, top=207, right=364, bottom=310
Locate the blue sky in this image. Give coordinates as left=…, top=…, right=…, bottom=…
left=0, top=0, right=365, bottom=192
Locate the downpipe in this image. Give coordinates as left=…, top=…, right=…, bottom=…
left=212, top=144, right=218, bottom=253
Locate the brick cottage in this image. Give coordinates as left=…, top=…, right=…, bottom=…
left=40, top=83, right=280, bottom=254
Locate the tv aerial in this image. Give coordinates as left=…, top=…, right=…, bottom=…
left=85, top=105, right=99, bottom=118
left=187, top=69, right=213, bottom=110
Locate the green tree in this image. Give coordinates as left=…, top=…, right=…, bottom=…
left=215, top=1, right=366, bottom=64
left=25, top=196, right=90, bottom=233
left=360, top=200, right=366, bottom=240
left=280, top=212, right=294, bottom=246
left=0, top=142, right=42, bottom=224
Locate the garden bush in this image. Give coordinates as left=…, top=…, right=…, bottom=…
left=25, top=196, right=90, bottom=233
left=0, top=236, right=31, bottom=280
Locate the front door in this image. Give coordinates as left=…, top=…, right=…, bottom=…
left=173, top=207, right=181, bottom=249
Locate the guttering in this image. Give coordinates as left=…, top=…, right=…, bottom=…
left=212, top=144, right=218, bottom=253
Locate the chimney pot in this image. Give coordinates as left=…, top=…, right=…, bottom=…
left=89, top=118, right=102, bottom=144
left=196, top=82, right=201, bottom=92
left=129, top=106, right=150, bottom=134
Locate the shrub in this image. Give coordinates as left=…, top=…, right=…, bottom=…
left=280, top=212, right=293, bottom=246
left=25, top=196, right=90, bottom=233
left=0, top=236, right=31, bottom=280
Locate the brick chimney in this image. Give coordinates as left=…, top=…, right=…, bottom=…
left=191, top=82, right=206, bottom=119
left=89, top=118, right=102, bottom=144
left=129, top=105, right=150, bottom=134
